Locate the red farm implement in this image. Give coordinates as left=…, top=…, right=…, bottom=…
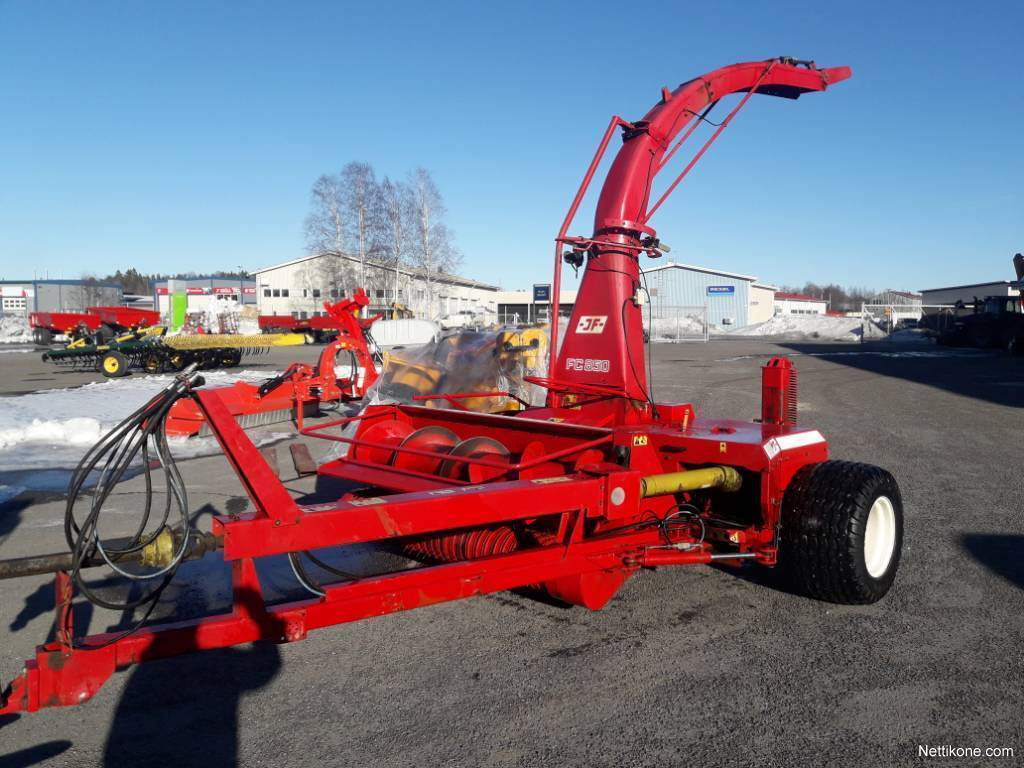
left=257, top=302, right=371, bottom=344
left=163, top=289, right=382, bottom=436
left=29, top=306, right=161, bottom=346
left=0, top=58, right=904, bottom=715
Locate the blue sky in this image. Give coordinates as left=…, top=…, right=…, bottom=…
left=1, top=1, right=1021, bottom=293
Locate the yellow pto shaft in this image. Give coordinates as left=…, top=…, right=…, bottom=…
left=640, top=466, right=743, bottom=498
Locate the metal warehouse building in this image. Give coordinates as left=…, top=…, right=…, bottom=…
left=640, top=262, right=776, bottom=328
left=0, top=279, right=122, bottom=316
left=919, top=280, right=1020, bottom=309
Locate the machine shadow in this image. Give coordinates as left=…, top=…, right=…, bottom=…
left=0, top=497, right=31, bottom=548
left=960, top=534, right=1024, bottom=591
left=779, top=342, right=1024, bottom=409
left=102, top=588, right=284, bottom=768
left=0, top=739, right=72, bottom=768
left=707, top=561, right=806, bottom=598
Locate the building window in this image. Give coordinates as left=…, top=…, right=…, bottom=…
left=263, top=289, right=271, bottom=297
left=299, top=311, right=308, bottom=320
left=312, top=288, right=321, bottom=298
left=329, top=289, right=339, bottom=298
left=281, top=289, right=290, bottom=298
left=375, top=289, right=385, bottom=299
left=272, top=289, right=280, bottom=298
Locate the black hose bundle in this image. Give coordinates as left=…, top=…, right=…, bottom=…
left=63, top=366, right=204, bottom=647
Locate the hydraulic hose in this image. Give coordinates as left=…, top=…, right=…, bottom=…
left=62, top=366, right=205, bottom=645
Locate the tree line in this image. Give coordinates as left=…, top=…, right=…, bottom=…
left=83, top=269, right=247, bottom=296
left=778, top=282, right=885, bottom=312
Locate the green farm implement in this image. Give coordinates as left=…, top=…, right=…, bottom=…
left=41, top=328, right=303, bottom=377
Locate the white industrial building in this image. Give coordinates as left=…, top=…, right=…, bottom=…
left=773, top=292, right=828, bottom=316
left=920, top=280, right=1020, bottom=309
left=152, top=277, right=258, bottom=316
left=253, top=252, right=499, bottom=320
left=640, top=262, right=776, bottom=327
left=494, top=289, right=577, bottom=324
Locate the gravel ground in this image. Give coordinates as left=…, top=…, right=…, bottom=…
left=0, top=339, right=1022, bottom=768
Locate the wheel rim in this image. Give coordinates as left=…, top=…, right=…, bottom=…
left=864, top=495, right=897, bottom=578
left=103, top=356, right=120, bottom=374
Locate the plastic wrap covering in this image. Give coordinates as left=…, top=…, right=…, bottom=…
left=320, top=326, right=552, bottom=464
left=373, top=326, right=551, bottom=411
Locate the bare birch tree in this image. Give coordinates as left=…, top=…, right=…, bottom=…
left=304, top=174, right=347, bottom=255
left=379, top=176, right=413, bottom=305
left=408, top=168, right=460, bottom=318
left=339, top=162, right=383, bottom=291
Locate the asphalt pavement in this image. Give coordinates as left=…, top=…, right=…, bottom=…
left=0, top=339, right=1021, bottom=767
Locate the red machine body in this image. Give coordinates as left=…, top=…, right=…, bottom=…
left=29, top=306, right=161, bottom=344
left=164, top=289, right=382, bottom=436
left=28, top=311, right=102, bottom=335
left=257, top=304, right=373, bottom=342
left=86, top=306, right=161, bottom=330
left=2, top=59, right=898, bottom=716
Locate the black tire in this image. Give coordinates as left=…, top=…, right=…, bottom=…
left=198, top=350, right=219, bottom=370
left=218, top=348, right=243, bottom=368
left=141, top=352, right=165, bottom=375
left=100, top=350, right=130, bottom=378
left=32, top=327, right=53, bottom=346
left=166, top=350, right=189, bottom=372
left=779, top=460, right=903, bottom=604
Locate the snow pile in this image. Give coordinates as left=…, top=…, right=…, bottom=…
left=649, top=315, right=707, bottom=340
left=0, top=369, right=278, bottom=472
left=0, top=416, right=102, bottom=450
left=237, top=314, right=261, bottom=335
left=0, top=315, right=32, bottom=344
left=725, top=314, right=862, bottom=342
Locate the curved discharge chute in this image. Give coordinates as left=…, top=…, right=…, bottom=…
left=552, top=58, right=851, bottom=403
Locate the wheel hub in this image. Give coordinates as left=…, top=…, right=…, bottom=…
left=864, top=495, right=896, bottom=578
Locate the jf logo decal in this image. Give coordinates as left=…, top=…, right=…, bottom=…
left=575, top=315, right=607, bottom=334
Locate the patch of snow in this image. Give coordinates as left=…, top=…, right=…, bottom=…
left=649, top=315, right=707, bottom=341
left=237, top=316, right=261, bottom=335
left=0, top=315, right=32, bottom=344
left=0, top=369, right=280, bottom=471
left=0, top=347, right=35, bottom=354
left=724, top=314, right=863, bottom=342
